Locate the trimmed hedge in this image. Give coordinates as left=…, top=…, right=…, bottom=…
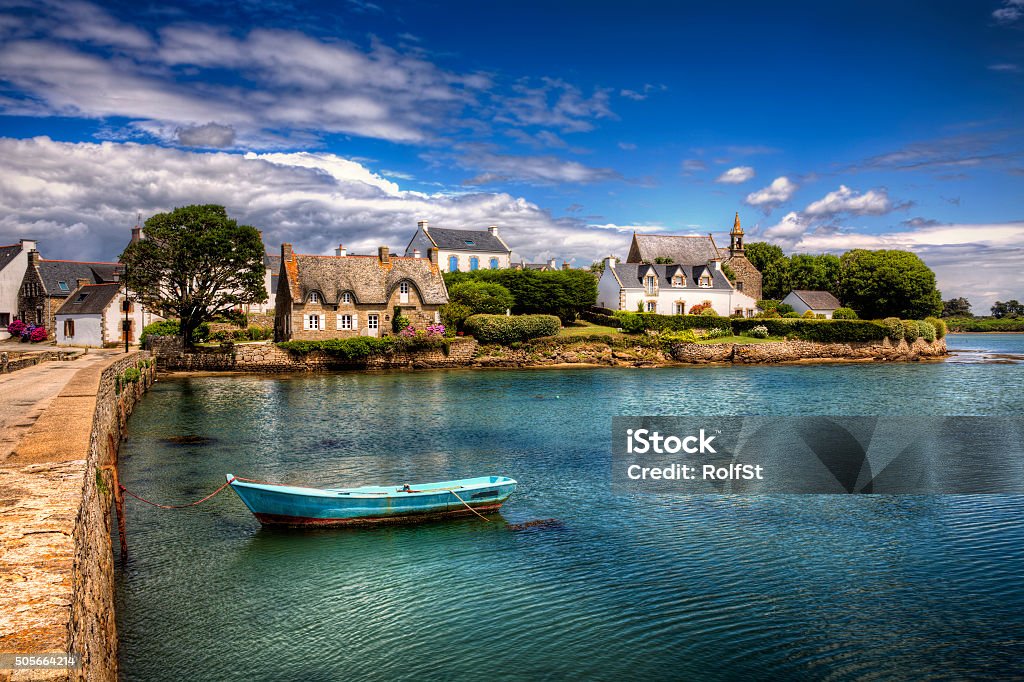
left=925, top=316, right=947, bottom=339
left=731, top=318, right=889, bottom=342
left=832, top=307, right=858, bottom=320
left=464, top=314, right=561, bottom=344
left=581, top=310, right=619, bottom=327
left=917, top=320, right=936, bottom=342
left=278, top=335, right=450, bottom=359
left=902, top=319, right=920, bottom=340
left=882, top=317, right=904, bottom=341
left=612, top=311, right=733, bottom=334
left=140, top=319, right=210, bottom=345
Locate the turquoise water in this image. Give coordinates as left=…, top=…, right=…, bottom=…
left=116, top=334, right=1024, bottom=680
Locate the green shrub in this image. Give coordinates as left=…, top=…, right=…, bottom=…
left=580, top=310, right=619, bottom=327
left=832, top=307, right=858, bottom=320
left=917, top=320, right=936, bottom=342
left=802, top=310, right=816, bottom=319
left=701, top=327, right=731, bottom=340
left=902, top=319, right=920, bottom=340
left=699, top=307, right=719, bottom=317
left=121, top=367, right=141, bottom=384
left=448, top=281, right=515, bottom=315
left=756, top=299, right=781, bottom=313
left=782, top=311, right=801, bottom=318
left=731, top=318, right=888, bottom=342
left=439, top=302, right=473, bottom=333
left=881, top=317, right=903, bottom=341
left=278, top=336, right=398, bottom=359
left=612, top=311, right=732, bottom=334
left=748, top=325, right=770, bottom=339
left=925, top=316, right=947, bottom=339
left=463, top=314, right=562, bottom=344
left=661, top=329, right=698, bottom=343
left=944, top=316, right=1024, bottom=332
left=139, top=319, right=209, bottom=344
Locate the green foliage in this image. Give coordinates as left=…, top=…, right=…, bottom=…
left=832, top=307, right=858, bottom=320
left=653, top=256, right=675, bottom=264
left=119, top=205, right=266, bottom=346
left=917, top=320, right=936, bottom=342
left=139, top=319, right=209, bottom=345
left=700, top=307, right=719, bottom=317
left=721, top=262, right=736, bottom=283
left=210, top=326, right=273, bottom=342
left=439, top=302, right=473, bottom=333
left=731, top=318, right=889, bottom=342
left=580, top=310, right=619, bottom=327
left=279, top=336, right=402, bottom=360
left=661, top=329, right=698, bottom=343
left=782, top=311, right=801, bottom=318
left=944, top=316, right=1024, bottom=332
left=789, top=253, right=841, bottom=294
left=942, top=297, right=972, bottom=318
left=802, top=309, right=816, bottom=319
left=218, top=309, right=248, bottom=327
left=121, top=367, right=142, bottom=384
left=463, top=314, right=562, bottom=344
left=612, top=311, right=732, bottom=334
left=443, top=268, right=597, bottom=323
left=902, top=319, right=920, bottom=340
left=747, top=325, right=770, bottom=339
left=882, top=317, right=904, bottom=341
left=990, top=299, right=1024, bottom=318
left=448, top=281, right=515, bottom=315
left=924, top=316, right=947, bottom=339
left=392, top=306, right=410, bottom=333
left=701, top=326, right=730, bottom=339
left=839, top=249, right=942, bottom=319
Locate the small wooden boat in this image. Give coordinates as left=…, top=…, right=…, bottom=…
left=226, top=474, right=517, bottom=527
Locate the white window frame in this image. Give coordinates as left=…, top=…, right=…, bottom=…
left=674, top=302, right=685, bottom=315
left=399, top=281, right=410, bottom=303
left=672, top=276, right=684, bottom=288
left=645, top=277, right=656, bottom=295
left=337, top=314, right=352, bottom=330
left=341, top=292, right=352, bottom=304
left=367, top=314, right=379, bottom=331
left=304, top=313, right=323, bottom=330
left=308, top=291, right=321, bottom=304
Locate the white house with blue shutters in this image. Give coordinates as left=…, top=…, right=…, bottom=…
left=403, top=220, right=513, bottom=273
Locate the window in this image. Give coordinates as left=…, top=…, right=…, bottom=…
left=399, top=281, right=410, bottom=303
left=464, top=240, right=475, bottom=246
left=304, top=314, right=322, bottom=330
left=672, top=275, right=685, bottom=288
left=367, top=314, right=379, bottom=331
left=736, top=281, right=744, bottom=292
left=470, top=256, right=479, bottom=271
left=337, top=314, right=352, bottom=330
left=449, top=255, right=459, bottom=272
left=699, top=276, right=711, bottom=288
left=74, top=292, right=90, bottom=304
left=64, top=319, right=75, bottom=338
left=308, top=292, right=321, bottom=304
left=58, top=281, right=69, bottom=292
left=341, top=292, right=352, bottom=304
left=0, top=313, right=9, bottom=328
left=646, top=301, right=657, bottom=313
left=489, top=258, right=499, bottom=269
left=645, top=277, right=656, bottom=295
left=674, top=302, right=685, bottom=315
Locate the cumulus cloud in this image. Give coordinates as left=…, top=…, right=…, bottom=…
left=715, top=166, right=755, bottom=184
left=762, top=211, right=807, bottom=244
left=804, top=185, right=893, bottom=218
left=176, top=123, right=236, bottom=148
left=0, top=136, right=635, bottom=264
left=745, top=176, right=797, bottom=209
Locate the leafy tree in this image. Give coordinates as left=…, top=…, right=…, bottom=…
left=744, top=242, right=786, bottom=272
left=120, top=205, right=266, bottom=347
left=788, top=253, right=841, bottom=296
left=443, top=269, right=597, bottom=323
left=941, top=297, right=973, bottom=318
left=721, top=262, right=736, bottom=284
left=448, top=281, right=514, bottom=315
left=839, top=249, right=942, bottom=319
left=991, top=299, right=1024, bottom=318
left=759, top=258, right=792, bottom=300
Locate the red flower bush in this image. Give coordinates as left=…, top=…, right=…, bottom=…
left=29, top=326, right=48, bottom=342
left=7, top=319, right=27, bottom=337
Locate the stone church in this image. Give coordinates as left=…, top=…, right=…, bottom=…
left=718, top=213, right=762, bottom=301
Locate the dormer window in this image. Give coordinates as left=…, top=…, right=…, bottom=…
left=645, top=276, right=656, bottom=295
left=699, top=275, right=712, bottom=288
left=399, top=281, right=410, bottom=303
left=308, top=291, right=321, bottom=304
left=341, top=292, right=352, bottom=304
left=672, top=275, right=685, bottom=288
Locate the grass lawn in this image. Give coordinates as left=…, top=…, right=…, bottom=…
left=558, top=321, right=621, bottom=337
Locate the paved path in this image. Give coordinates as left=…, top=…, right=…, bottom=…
left=0, top=351, right=119, bottom=462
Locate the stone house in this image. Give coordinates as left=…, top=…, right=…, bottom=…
left=0, top=239, right=36, bottom=338
left=597, top=257, right=759, bottom=317
left=275, top=243, right=449, bottom=342
left=782, top=290, right=842, bottom=319
left=17, top=249, right=120, bottom=338
left=717, top=213, right=763, bottom=301
left=55, top=281, right=146, bottom=347
left=404, top=220, right=513, bottom=273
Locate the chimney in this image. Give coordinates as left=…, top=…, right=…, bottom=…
left=131, top=227, right=142, bottom=243
left=562, top=262, right=571, bottom=270
left=488, top=225, right=498, bottom=236
left=335, top=244, right=347, bottom=257
left=709, top=259, right=721, bottom=271
left=548, top=258, right=557, bottom=270
left=20, top=239, right=37, bottom=252
left=427, top=247, right=438, bottom=265
left=412, top=249, right=421, bottom=258
left=604, top=256, right=616, bottom=270
left=76, top=278, right=90, bottom=289
left=418, top=220, right=429, bottom=232
left=281, top=243, right=293, bottom=261
left=378, top=246, right=390, bottom=264
left=28, top=249, right=40, bottom=266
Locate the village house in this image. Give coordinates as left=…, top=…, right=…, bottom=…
left=782, top=290, right=843, bottom=319
left=17, top=249, right=120, bottom=338
left=54, top=281, right=146, bottom=347
left=404, top=220, right=513, bottom=273
left=599, top=222, right=761, bottom=316
left=275, top=243, right=449, bottom=342
left=514, top=258, right=572, bottom=271
left=0, top=239, right=36, bottom=339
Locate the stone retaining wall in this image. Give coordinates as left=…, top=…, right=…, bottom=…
left=1, top=349, right=82, bottom=374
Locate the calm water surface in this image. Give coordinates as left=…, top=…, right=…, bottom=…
left=116, top=334, right=1024, bottom=680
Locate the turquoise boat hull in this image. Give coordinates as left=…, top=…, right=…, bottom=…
left=226, top=474, right=517, bottom=527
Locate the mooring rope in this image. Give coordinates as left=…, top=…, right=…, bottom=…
left=119, top=480, right=232, bottom=509
left=449, top=489, right=491, bottom=522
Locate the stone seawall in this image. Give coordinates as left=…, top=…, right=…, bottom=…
left=151, top=337, right=479, bottom=372
left=0, top=352, right=155, bottom=682
left=674, top=337, right=948, bottom=364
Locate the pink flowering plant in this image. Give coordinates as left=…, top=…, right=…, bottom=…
left=29, top=326, right=48, bottom=342
left=7, top=318, right=27, bottom=338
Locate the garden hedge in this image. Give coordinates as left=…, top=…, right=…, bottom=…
left=731, top=318, right=889, bottom=342
left=612, top=311, right=733, bottom=334
left=463, top=314, right=562, bottom=344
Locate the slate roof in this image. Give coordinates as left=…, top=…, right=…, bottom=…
left=38, top=259, right=118, bottom=296
left=421, top=227, right=509, bottom=253
left=55, top=283, right=120, bottom=315
left=284, top=254, right=448, bottom=305
left=609, top=263, right=733, bottom=290
left=0, top=243, right=22, bottom=272
left=788, top=290, right=842, bottom=310
left=264, top=253, right=282, bottom=299
left=628, top=234, right=722, bottom=265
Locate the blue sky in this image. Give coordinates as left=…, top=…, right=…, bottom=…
left=0, top=0, right=1022, bottom=309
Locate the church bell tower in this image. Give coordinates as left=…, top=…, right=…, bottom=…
left=729, top=212, right=744, bottom=254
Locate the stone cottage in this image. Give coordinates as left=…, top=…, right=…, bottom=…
left=275, top=243, right=449, bottom=341
left=17, top=249, right=120, bottom=338
left=54, top=281, right=146, bottom=347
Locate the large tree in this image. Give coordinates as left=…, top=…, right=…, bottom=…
left=942, top=297, right=973, bottom=318
left=745, top=242, right=790, bottom=299
left=839, top=249, right=942, bottom=319
left=991, top=300, right=1024, bottom=318
left=120, top=205, right=266, bottom=346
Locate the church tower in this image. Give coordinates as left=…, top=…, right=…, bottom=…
left=729, top=212, right=744, bottom=255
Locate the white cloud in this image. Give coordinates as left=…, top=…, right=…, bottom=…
left=745, top=176, right=797, bottom=208
left=993, top=0, right=1024, bottom=23
left=177, top=123, right=236, bottom=148
left=497, top=77, right=615, bottom=133
left=715, top=166, right=755, bottom=184
left=618, top=142, right=637, bottom=151
left=762, top=211, right=807, bottom=243
left=0, top=136, right=632, bottom=264
left=450, top=149, right=621, bottom=185
left=804, top=185, right=893, bottom=218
